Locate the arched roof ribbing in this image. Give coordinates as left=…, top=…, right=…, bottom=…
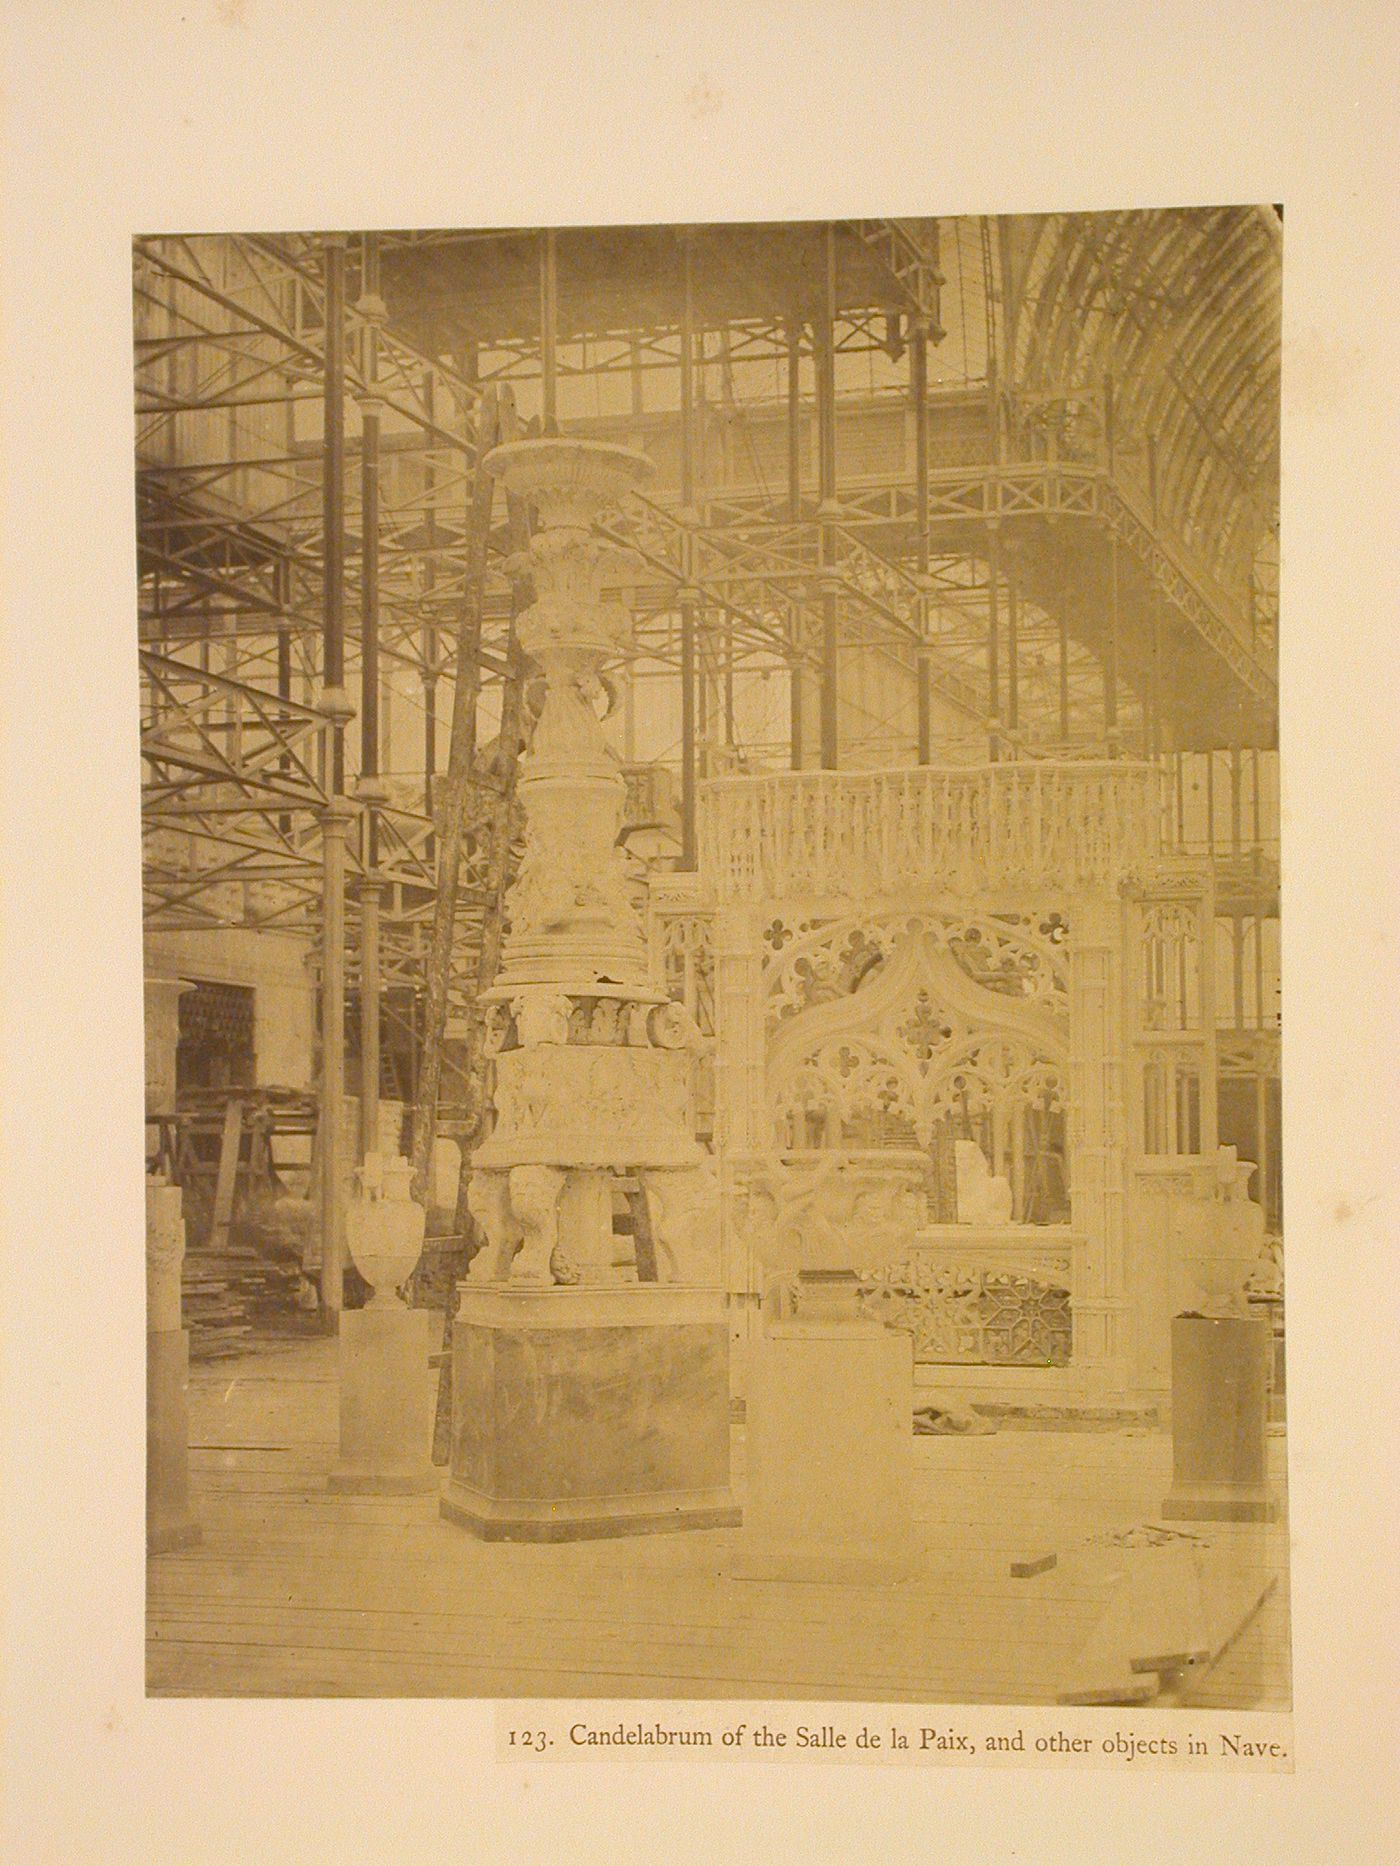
left=1006, top=206, right=1281, bottom=592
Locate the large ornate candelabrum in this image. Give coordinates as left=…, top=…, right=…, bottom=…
left=441, top=438, right=738, bottom=1543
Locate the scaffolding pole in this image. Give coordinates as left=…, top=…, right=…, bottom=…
left=357, top=231, right=386, bottom=1162
left=410, top=384, right=500, bottom=1204
left=817, top=224, right=839, bottom=770
left=986, top=522, right=1002, bottom=761
left=318, top=233, right=349, bottom=1324
left=679, top=233, right=699, bottom=866
left=540, top=229, right=559, bottom=435
left=911, top=311, right=932, bottom=764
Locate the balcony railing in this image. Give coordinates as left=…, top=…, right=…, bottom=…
left=698, top=761, right=1162, bottom=902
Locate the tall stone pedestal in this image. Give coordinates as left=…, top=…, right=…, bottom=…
left=441, top=1285, right=739, bottom=1541
left=1161, top=1313, right=1278, bottom=1523
left=147, top=1180, right=200, bottom=1554
left=735, top=1319, right=916, bottom=1584
left=328, top=1306, right=436, bottom=1495
left=148, top=1327, right=200, bottom=1553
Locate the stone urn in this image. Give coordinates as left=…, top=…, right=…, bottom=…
left=1171, top=1147, right=1267, bottom=1317
left=344, top=1153, right=426, bottom=1308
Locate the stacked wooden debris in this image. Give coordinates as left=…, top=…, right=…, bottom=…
left=180, top=1251, right=254, bottom=1361
left=181, top=1247, right=311, bottom=1361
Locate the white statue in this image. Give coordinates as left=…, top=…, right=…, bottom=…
left=466, top=1170, right=521, bottom=1282
left=648, top=1000, right=707, bottom=1053
left=589, top=997, right=622, bottom=1045
left=626, top=1003, right=653, bottom=1046
left=482, top=1002, right=513, bottom=1057
left=954, top=1138, right=1014, bottom=1224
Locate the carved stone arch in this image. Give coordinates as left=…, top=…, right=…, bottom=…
left=764, top=909, right=1069, bottom=1031
left=924, top=1035, right=1067, bottom=1132
left=763, top=911, right=920, bottom=1027
left=772, top=1040, right=917, bottom=1144
left=940, top=911, right=1070, bottom=1006
left=766, top=930, right=1068, bottom=1147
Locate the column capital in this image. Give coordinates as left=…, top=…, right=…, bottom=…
left=317, top=683, right=357, bottom=726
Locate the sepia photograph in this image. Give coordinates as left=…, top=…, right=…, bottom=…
left=136, top=211, right=1290, bottom=1710
left=5, top=4, right=1397, bottom=1859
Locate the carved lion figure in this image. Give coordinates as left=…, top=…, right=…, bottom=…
left=507, top=1164, right=567, bottom=1285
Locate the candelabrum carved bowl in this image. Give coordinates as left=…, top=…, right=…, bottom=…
left=484, top=437, right=655, bottom=531
left=518, top=601, right=636, bottom=677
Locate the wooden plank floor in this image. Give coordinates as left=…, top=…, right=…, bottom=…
left=147, top=1338, right=1291, bottom=1706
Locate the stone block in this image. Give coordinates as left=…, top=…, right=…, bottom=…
left=147, top=1328, right=199, bottom=1554
left=734, top=1319, right=917, bottom=1584
left=328, top=1305, right=436, bottom=1495
left=441, top=1285, right=739, bottom=1540
left=1161, top=1314, right=1278, bottom=1523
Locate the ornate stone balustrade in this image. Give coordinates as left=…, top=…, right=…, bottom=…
left=859, top=1224, right=1082, bottom=1367
left=699, top=762, right=1162, bottom=904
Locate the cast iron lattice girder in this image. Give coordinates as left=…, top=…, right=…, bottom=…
left=604, top=495, right=985, bottom=719
left=844, top=220, right=946, bottom=332
left=136, top=236, right=484, bottom=464
left=141, top=640, right=503, bottom=934
left=139, top=496, right=1146, bottom=756
left=683, top=465, right=1275, bottom=713
left=374, top=221, right=946, bottom=356
left=138, top=220, right=1272, bottom=624
left=138, top=458, right=1236, bottom=759
left=137, top=363, right=1263, bottom=720
left=141, top=648, right=328, bottom=808
left=137, top=235, right=1276, bottom=772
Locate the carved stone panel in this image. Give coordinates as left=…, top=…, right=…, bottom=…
left=478, top=1043, right=701, bottom=1170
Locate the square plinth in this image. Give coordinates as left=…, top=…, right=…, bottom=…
left=734, top=1320, right=917, bottom=1585
left=1160, top=1313, right=1279, bottom=1523
left=441, top=1285, right=740, bottom=1541
left=147, top=1327, right=200, bottom=1555
left=328, top=1306, right=437, bottom=1495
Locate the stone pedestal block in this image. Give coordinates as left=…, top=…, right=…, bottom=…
left=1161, top=1313, right=1278, bottom=1523
left=441, top=1285, right=739, bottom=1540
left=735, top=1319, right=917, bottom=1584
left=147, top=1328, right=200, bottom=1554
left=328, top=1306, right=436, bottom=1495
